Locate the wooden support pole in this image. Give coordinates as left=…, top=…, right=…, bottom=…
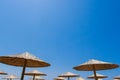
left=21, top=59, right=27, bottom=80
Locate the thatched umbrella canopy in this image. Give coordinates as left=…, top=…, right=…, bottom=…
left=0, top=71, right=7, bottom=75
left=114, top=75, right=120, bottom=79
left=88, top=73, right=107, bottom=79
left=76, top=77, right=85, bottom=80
left=2, top=74, right=19, bottom=80
left=59, top=72, right=79, bottom=80
left=0, top=52, right=50, bottom=80
left=54, top=77, right=64, bottom=80
left=30, top=76, right=44, bottom=80
left=73, top=59, right=119, bottom=80
left=24, top=70, right=46, bottom=80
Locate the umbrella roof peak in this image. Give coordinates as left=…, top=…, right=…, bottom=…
left=24, top=70, right=46, bottom=76
left=65, top=72, right=73, bottom=74
left=54, top=77, right=65, bottom=80
left=0, top=71, right=6, bottom=73
left=82, top=59, right=111, bottom=65
left=114, top=75, right=120, bottom=79
left=2, top=74, right=19, bottom=79
left=76, top=77, right=85, bottom=80
left=34, top=76, right=42, bottom=78
left=59, top=72, right=79, bottom=77
left=9, top=52, right=44, bottom=61
left=62, top=72, right=78, bottom=75
left=115, top=75, right=120, bottom=77
left=26, top=70, right=45, bottom=74
left=30, top=76, right=44, bottom=80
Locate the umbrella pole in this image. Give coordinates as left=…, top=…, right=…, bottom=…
left=92, top=65, right=97, bottom=80
left=33, top=74, right=35, bottom=80
left=68, top=76, right=70, bottom=80
left=21, top=59, right=27, bottom=80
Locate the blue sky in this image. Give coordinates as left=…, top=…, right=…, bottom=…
left=0, top=0, right=120, bottom=80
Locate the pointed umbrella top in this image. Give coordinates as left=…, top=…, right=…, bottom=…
left=0, top=52, right=50, bottom=67
left=54, top=77, right=65, bottom=80
left=2, top=74, right=19, bottom=79
left=24, top=70, right=46, bottom=76
left=73, top=59, right=119, bottom=71
left=30, top=76, right=44, bottom=80
left=9, top=52, right=43, bottom=61
left=81, top=59, right=110, bottom=65
left=88, top=73, right=108, bottom=78
left=76, top=77, right=85, bottom=80
left=114, top=75, right=120, bottom=79
left=59, top=72, right=80, bottom=77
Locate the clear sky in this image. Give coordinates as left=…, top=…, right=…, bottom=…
left=0, top=0, right=120, bottom=80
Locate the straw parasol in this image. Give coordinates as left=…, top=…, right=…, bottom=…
left=30, top=76, right=44, bottom=80
left=88, top=73, right=107, bottom=79
left=0, top=71, right=7, bottom=75
left=2, top=74, right=19, bottom=80
left=24, top=70, right=46, bottom=80
left=0, top=52, right=50, bottom=80
left=58, top=72, right=79, bottom=80
left=114, top=75, right=120, bottom=79
left=54, top=77, right=65, bottom=80
left=73, top=59, right=119, bottom=80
